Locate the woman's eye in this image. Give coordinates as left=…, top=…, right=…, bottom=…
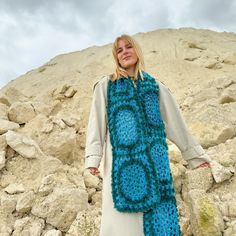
left=117, top=45, right=132, bottom=54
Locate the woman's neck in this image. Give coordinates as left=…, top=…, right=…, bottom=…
left=126, top=67, right=135, bottom=78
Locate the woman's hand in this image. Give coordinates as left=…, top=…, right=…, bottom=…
left=88, top=167, right=100, bottom=176
left=197, top=162, right=211, bottom=168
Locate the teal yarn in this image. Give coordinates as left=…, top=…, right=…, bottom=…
left=107, top=71, right=181, bottom=235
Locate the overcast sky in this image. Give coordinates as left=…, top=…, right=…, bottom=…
left=0, top=0, right=236, bottom=89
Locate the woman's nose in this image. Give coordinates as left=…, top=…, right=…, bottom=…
left=122, top=48, right=129, bottom=55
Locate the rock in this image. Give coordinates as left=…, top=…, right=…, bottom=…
left=0, top=171, right=18, bottom=188
left=31, top=100, right=53, bottom=116
left=22, top=114, right=54, bottom=134
left=228, top=201, right=236, bottom=217
left=218, top=202, right=229, bottom=216
left=12, top=217, right=31, bottom=235
left=191, top=121, right=235, bottom=148
left=64, top=86, right=77, bottom=98
left=0, top=103, right=8, bottom=120
left=210, top=76, right=235, bottom=89
left=0, top=151, right=6, bottom=170
left=28, top=220, right=45, bottom=236
left=4, top=183, right=25, bottom=194
left=0, top=202, right=13, bottom=234
left=65, top=166, right=86, bottom=188
left=12, top=216, right=45, bottom=236
left=179, top=217, right=191, bottom=236
left=186, top=41, right=207, bottom=50
left=204, top=59, right=222, bottom=69
left=66, top=209, right=98, bottom=236
left=41, top=121, right=54, bottom=133
left=31, top=187, right=88, bottom=232
left=21, top=115, right=78, bottom=164
left=87, top=188, right=97, bottom=202
left=0, top=225, right=13, bottom=236
left=0, top=194, right=17, bottom=213
left=223, top=216, right=230, bottom=222
left=38, top=174, right=56, bottom=196
left=190, top=87, right=219, bottom=104
left=16, top=190, right=35, bottom=213
left=0, top=134, right=7, bottom=150
left=210, top=160, right=234, bottom=183
left=170, top=163, right=186, bottom=193
left=5, top=146, right=16, bottom=160
left=219, top=83, right=236, bottom=104
left=54, top=84, right=69, bottom=96
left=44, top=229, right=62, bottom=236
left=212, top=194, right=221, bottom=202
left=206, top=137, right=236, bottom=167
left=219, top=193, right=236, bottom=217
left=8, top=101, right=36, bottom=124
left=5, top=130, right=45, bottom=159
left=0, top=119, right=19, bottom=135
left=188, top=189, right=224, bottom=236
left=39, top=127, right=77, bottom=164
left=183, top=167, right=213, bottom=193
left=0, top=87, right=28, bottom=106
left=176, top=194, right=189, bottom=217
left=168, top=144, right=185, bottom=164
left=222, top=53, right=236, bottom=65
left=53, top=85, right=77, bottom=99
left=61, top=114, right=80, bottom=127
left=183, top=50, right=201, bottom=61
left=1, top=154, right=63, bottom=195
left=50, top=116, right=66, bottom=129
left=224, top=220, right=236, bottom=236
left=91, top=191, right=102, bottom=208
left=220, top=193, right=233, bottom=202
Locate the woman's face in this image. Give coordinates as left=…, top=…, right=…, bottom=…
left=116, top=39, right=138, bottom=70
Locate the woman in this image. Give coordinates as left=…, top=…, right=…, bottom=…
left=84, top=34, right=211, bottom=236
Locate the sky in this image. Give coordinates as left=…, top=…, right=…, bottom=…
left=0, top=0, right=236, bottom=89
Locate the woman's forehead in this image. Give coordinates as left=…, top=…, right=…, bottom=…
left=117, top=38, right=131, bottom=47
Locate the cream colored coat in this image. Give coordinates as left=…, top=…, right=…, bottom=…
left=84, top=75, right=211, bottom=236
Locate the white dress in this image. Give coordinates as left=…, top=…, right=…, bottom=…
left=84, top=75, right=211, bottom=236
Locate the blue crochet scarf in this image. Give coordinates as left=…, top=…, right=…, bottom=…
left=107, top=71, right=181, bottom=235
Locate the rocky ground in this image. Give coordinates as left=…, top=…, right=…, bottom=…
left=0, top=27, right=236, bottom=235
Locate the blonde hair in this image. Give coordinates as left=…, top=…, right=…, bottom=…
left=111, top=34, right=145, bottom=82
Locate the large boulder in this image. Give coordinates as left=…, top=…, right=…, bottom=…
left=188, top=190, right=224, bottom=236
left=0, top=119, right=19, bottom=135
left=31, top=187, right=88, bottom=232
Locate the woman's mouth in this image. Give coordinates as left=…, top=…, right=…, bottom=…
left=123, top=56, right=131, bottom=60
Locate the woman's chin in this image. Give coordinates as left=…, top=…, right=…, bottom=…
left=122, top=63, right=136, bottom=69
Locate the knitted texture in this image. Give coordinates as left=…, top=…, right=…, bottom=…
left=107, top=71, right=181, bottom=235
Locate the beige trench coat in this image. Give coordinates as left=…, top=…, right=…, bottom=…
left=84, top=75, right=211, bottom=236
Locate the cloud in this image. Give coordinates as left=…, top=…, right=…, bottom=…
left=105, top=0, right=170, bottom=35
left=187, top=0, right=236, bottom=32
left=0, top=0, right=113, bottom=87
left=165, top=0, right=236, bottom=32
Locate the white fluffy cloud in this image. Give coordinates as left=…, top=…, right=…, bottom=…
left=0, top=0, right=235, bottom=88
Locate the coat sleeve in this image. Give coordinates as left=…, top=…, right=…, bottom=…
left=84, top=79, right=107, bottom=169
left=158, top=81, right=211, bottom=169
